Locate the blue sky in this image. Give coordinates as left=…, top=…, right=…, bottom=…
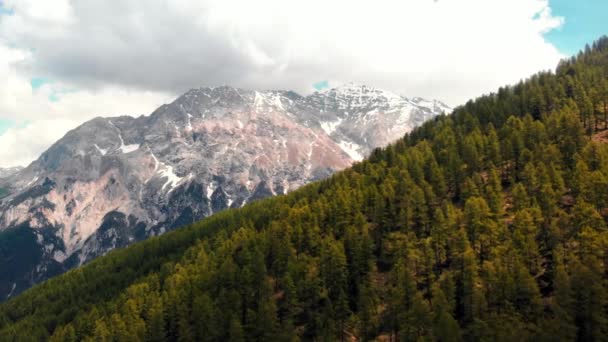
left=313, top=81, right=329, bottom=91
left=0, top=119, right=13, bottom=135
left=544, top=0, right=608, bottom=56
left=30, top=77, right=51, bottom=89
left=0, top=119, right=28, bottom=135
left=0, top=2, right=11, bottom=16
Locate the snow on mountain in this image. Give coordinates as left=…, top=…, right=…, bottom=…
left=301, top=83, right=451, bottom=159
left=0, top=166, right=23, bottom=179
left=0, top=84, right=450, bottom=300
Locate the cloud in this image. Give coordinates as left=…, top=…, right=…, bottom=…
left=0, top=43, right=172, bottom=166
left=0, top=118, right=76, bottom=167
left=0, top=0, right=565, bottom=166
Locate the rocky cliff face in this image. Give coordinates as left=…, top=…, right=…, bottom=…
left=0, top=84, right=450, bottom=299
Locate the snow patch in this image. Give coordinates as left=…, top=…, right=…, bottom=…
left=254, top=91, right=264, bottom=110
left=158, top=165, right=183, bottom=193
left=272, top=93, right=284, bottom=110
left=253, top=91, right=285, bottom=111
left=118, top=134, right=140, bottom=154
left=306, top=142, right=314, bottom=171
left=150, top=151, right=159, bottom=171
left=6, top=283, right=16, bottom=299
left=320, top=118, right=343, bottom=135
left=94, top=144, right=108, bottom=156
left=282, top=179, right=289, bottom=195
left=339, top=140, right=364, bottom=161
left=206, top=181, right=217, bottom=199
left=306, top=132, right=320, bottom=171
left=120, top=143, right=140, bottom=154
left=25, top=176, right=39, bottom=188
left=186, top=113, right=193, bottom=130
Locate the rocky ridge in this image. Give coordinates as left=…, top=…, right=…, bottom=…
left=0, top=84, right=450, bottom=299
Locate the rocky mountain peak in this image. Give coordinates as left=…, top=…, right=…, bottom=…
left=0, top=166, right=23, bottom=179
left=0, top=84, right=450, bottom=300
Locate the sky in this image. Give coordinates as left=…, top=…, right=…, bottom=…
left=0, top=0, right=604, bottom=167
left=544, top=0, right=607, bottom=55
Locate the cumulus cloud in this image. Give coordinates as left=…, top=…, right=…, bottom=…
left=0, top=0, right=565, bottom=167
left=0, top=43, right=172, bottom=166
left=0, top=118, right=76, bottom=167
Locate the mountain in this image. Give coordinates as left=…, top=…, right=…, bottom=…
left=0, top=84, right=449, bottom=300
left=0, top=167, right=21, bottom=199
left=0, top=167, right=23, bottom=179
left=1, top=37, right=607, bottom=341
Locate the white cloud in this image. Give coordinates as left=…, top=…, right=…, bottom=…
left=0, top=0, right=565, bottom=167
left=0, top=118, right=76, bottom=167
left=0, top=43, right=172, bottom=167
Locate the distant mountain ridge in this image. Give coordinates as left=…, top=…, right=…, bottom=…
left=0, top=167, right=23, bottom=179
left=0, top=84, right=449, bottom=299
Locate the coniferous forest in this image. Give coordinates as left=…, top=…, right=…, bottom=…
left=1, top=37, right=608, bottom=341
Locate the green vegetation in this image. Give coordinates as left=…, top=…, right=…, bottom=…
left=1, top=37, right=608, bottom=341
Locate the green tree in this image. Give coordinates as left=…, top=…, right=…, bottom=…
left=228, top=316, right=245, bottom=342
left=431, top=283, right=462, bottom=342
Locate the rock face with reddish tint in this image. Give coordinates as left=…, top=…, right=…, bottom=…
left=0, top=84, right=449, bottom=299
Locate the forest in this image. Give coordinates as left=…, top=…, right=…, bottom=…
left=0, top=37, right=608, bottom=341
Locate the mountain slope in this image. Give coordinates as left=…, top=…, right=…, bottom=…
left=1, top=37, right=607, bottom=341
left=0, top=85, right=448, bottom=300
left=0, top=167, right=23, bottom=179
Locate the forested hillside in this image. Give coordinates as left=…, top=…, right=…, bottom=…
left=1, top=37, right=608, bottom=341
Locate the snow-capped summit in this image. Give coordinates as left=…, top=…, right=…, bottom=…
left=303, top=83, right=450, bottom=160
left=0, top=84, right=450, bottom=300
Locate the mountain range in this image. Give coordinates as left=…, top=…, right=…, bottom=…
left=0, top=84, right=449, bottom=299
left=0, top=167, right=23, bottom=179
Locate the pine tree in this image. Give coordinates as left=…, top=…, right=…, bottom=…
left=228, top=316, right=245, bottom=342
left=512, top=209, right=541, bottom=275
left=464, top=196, right=498, bottom=261
left=546, top=250, right=577, bottom=341
left=570, top=260, right=608, bottom=340
left=110, top=314, right=129, bottom=342
left=459, top=245, right=486, bottom=325
left=254, top=282, right=280, bottom=341
left=92, top=319, right=112, bottom=342
left=431, top=283, right=462, bottom=342
left=50, top=324, right=77, bottom=342
left=512, top=263, right=542, bottom=319
left=357, top=282, right=377, bottom=340
left=399, top=292, right=433, bottom=341
left=145, top=298, right=166, bottom=342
